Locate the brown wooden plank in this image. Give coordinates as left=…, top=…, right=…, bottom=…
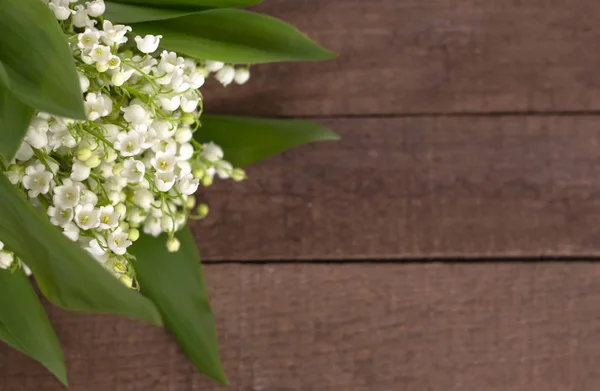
left=194, top=116, right=600, bottom=260
left=2, top=263, right=600, bottom=390
left=203, top=0, right=600, bottom=117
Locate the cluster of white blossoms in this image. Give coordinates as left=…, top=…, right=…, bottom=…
left=0, top=0, right=250, bottom=288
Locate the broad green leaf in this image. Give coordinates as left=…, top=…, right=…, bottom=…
left=129, top=9, right=335, bottom=64
left=0, top=269, right=67, bottom=385
left=131, top=228, right=226, bottom=385
left=104, top=2, right=199, bottom=23
left=0, top=84, right=34, bottom=161
left=196, top=115, right=339, bottom=167
left=0, top=0, right=85, bottom=119
left=0, top=174, right=162, bottom=326
left=109, top=0, right=261, bottom=9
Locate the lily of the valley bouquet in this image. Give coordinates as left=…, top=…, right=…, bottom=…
left=0, top=0, right=337, bottom=386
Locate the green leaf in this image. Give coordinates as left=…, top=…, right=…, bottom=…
left=0, top=0, right=85, bottom=119
left=0, top=269, right=67, bottom=385
left=131, top=228, right=226, bottom=385
left=196, top=115, right=339, bottom=167
left=129, top=9, right=335, bottom=64
left=109, top=0, right=261, bottom=10
left=104, top=2, right=200, bottom=23
left=0, top=174, right=162, bottom=326
left=0, top=84, right=34, bottom=161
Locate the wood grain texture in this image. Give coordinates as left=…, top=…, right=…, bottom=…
left=203, top=0, right=600, bottom=117
left=2, top=263, right=600, bottom=391
left=194, top=116, right=600, bottom=261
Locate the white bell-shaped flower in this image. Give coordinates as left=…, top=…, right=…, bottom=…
left=134, top=35, right=162, bottom=54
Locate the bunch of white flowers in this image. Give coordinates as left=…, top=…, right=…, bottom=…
left=0, top=0, right=250, bottom=288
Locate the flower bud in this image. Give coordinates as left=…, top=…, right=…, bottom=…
left=115, top=203, right=127, bottom=218
left=201, top=175, right=213, bottom=187
left=128, top=228, right=140, bottom=242
left=119, top=222, right=130, bottom=232
left=197, top=204, right=209, bottom=219
left=119, top=275, right=133, bottom=288
left=184, top=196, right=196, bottom=209
left=85, top=154, right=102, bottom=168
left=77, top=147, right=92, bottom=161
left=180, top=112, right=196, bottom=125
left=166, top=238, right=181, bottom=253
left=192, top=167, right=205, bottom=179
left=112, top=163, right=124, bottom=176
left=234, top=68, right=250, bottom=85
left=231, top=168, right=246, bottom=182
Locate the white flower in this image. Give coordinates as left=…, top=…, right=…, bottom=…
left=71, top=159, right=91, bottom=181
left=174, top=126, right=192, bottom=143
left=158, top=51, right=184, bottom=74
left=62, top=223, right=80, bottom=241
left=84, top=92, right=112, bottom=120
left=53, top=180, right=81, bottom=208
left=89, top=44, right=113, bottom=72
left=204, top=60, right=224, bottom=72
left=234, top=68, right=250, bottom=85
left=157, top=94, right=181, bottom=111
left=111, top=67, right=135, bottom=86
left=114, top=130, right=144, bottom=157
left=127, top=207, right=147, bottom=225
left=22, top=163, right=53, bottom=197
left=153, top=151, right=177, bottom=172
left=170, top=70, right=190, bottom=93
left=98, top=205, right=120, bottom=229
left=86, top=236, right=106, bottom=257
left=215, top=65, right=235, bottom=86
left=177, top=174, right=199, bottom=195
left=86, top=0, right=105, bottom=17
left=134, top=35, right=162, bottom=54
left=48, top=2, right=74, bottom=20
left=107, top=55, right=121, bottom=70
left=74, top=203, right=100, bottom=230
left=121, top=104, right=152, bottom=126
left=80, top=188, right=99, bottom=206
left=121, top=158, right=145, bottom=183
left=177, top=161, right=192, bottom=177
left=200, top=142, right=224, bottom=162
left=78, top=73, right=90, bottom=93
left=0, top=251, right=14, bottom=270
left=160, top=215, right=175, bottom=232
left=178, top=143, right=194, bottom=161
left=47, top=205, right=74, bottom=227
left=132, top=189, right=154, bottom=209
left=72, top=5, right=90, bottom=28
left=101, top=20, right=131, bottom=46
left=78, top=28, right=100, bottom=50
left=180, top=92, right=199, bottom=113
left=155, top=171, right=176, bottom=192
left=215, top=161, right=233, bottom=179
left=108, top=228, right=132, bottom=255
left=143, top=217, right=162, bottom=237
left=25, top=119, right=49, bottom=149
left=102, top=124, right=120, bottom=143
left=151, top=120, right=176, bottom=140
left=185, top=71, right=205, bottom=89
left=152, top=138, right=177, bottom=155
left=15, top=142, right=34, bottom=161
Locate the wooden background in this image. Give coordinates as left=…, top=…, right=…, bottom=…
left=3, top=0, right=600, bottom=389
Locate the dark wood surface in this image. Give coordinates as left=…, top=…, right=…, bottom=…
left=197, top=116, right=600, bottom=260
left=205, top=0, right=600, bottom=117
left=4, top=0, right=600, bottom=390
left=3, top=264, right=600, bottom=391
